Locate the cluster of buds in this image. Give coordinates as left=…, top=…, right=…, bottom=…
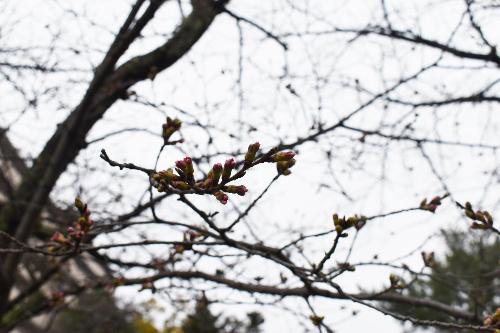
left=151, top=156, right=248, bottom=205
left=49, top=197, right=93, bottom=251
left=419, top=195, right=446, bottom=213
left=161, top=117, right=182, bottom=144
left=244, top=142, right=296, bottom=175
left=332, top=214, right=366, bottom=234
left=309, top=315, right=324, bottom=327
left=150, top=141, right=296, bottom=204
left=484, top=308, right=500, bottom=327
left=389, top=274, right=406, bottom=289
left=421, top=251, right=436, bottom=268
left=462, top=202, right=494, bottom=231
left=271, top=151, right=296, bottom=176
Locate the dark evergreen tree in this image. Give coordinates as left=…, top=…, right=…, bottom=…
left=180, top=294, right=264, bottom=333
left=386, top=230, right=499, bottom=332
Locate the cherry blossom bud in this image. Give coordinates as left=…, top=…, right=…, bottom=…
left=177, top=156, right=194, bottom=181
left=222, top=158, right=236, bottom=182
left=244, top=142, right=260, bottom=163
left=211, top=163, right=223, bottom=183
left=223, top=185, right=248, bottom=196
left=389, top=273, right=405, bottom=289
left=51, top=231, right=70, bottom=245
left=271, top=151, right=296, bottom=162
left=276, top=158, right=296, bottom=175
left=171, top=181, right=191, bottom=191
left=175, top=158, right=186, bottom=171
left=161, top=168, right=179, bottom=182
left=213, top=191, right=229, bottom=204
left=421, top=251, right=435, bottom=267
left=162, top=117, right=182, bottom=143
left=74, top=197, right=85, bottom=213
left=465, top=209, right=476, bottom=220
left=203, top=163, right=223, bottom=188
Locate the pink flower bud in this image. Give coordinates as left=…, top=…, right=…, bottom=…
left=213, top=191, right=229, bottom=204
left=175, top=159, right=187, bottom=170
left=51, top=231, right=70, bottom=245
left=213, top=163, right=223, bottom=172
left=211, top=163, right=223, bottom=183
left=245, top=142, right=260, bottom=163
left=222, top=158, right=236, bottom=182
left=272, top=151, right=296, bottom=162
left=183, top=157, right=194, bottom=180
left=223, top=185, right=248, bottom=196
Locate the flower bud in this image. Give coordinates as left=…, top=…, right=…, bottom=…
left=171, top=181, right=191, bottom=191
left=74, top=197, right=85, bottom=213
left=421, top=251, right=435, bottom=267
left=276, top=158, right=296, bottom=175
left=465, top=209, right=476, bottom=220
left=332, top=214, right=340, bottom=226
left=222, top=159, right=236, bottom=182
left=271, top=151, right=296, bottom=162
left=151, top=173, right=162, bottom=182
left=244, top=142, right=260, bottom=163
left=202, top=163, right=223, bottom=188
left=213, top=191, right=229, bottom=204
left=389, top=273, right=405, bottom=289
left=51, top=231, right=70, bottom=245
left=223, top=185, right=248, bottom=196
left=175, top=158, right=186, bottom=171
left=161, top=168, right=179, bottom=182
left=389, top=273, right=400, bottom=286
left=162, top=117, right=182, bottom=143
left=179, top=157, right=194, bottom=181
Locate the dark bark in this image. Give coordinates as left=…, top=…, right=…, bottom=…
left=0, top=0, right=228, bottom=316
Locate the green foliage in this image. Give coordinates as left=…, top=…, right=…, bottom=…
left=386, top=230, right=499, bottom=332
